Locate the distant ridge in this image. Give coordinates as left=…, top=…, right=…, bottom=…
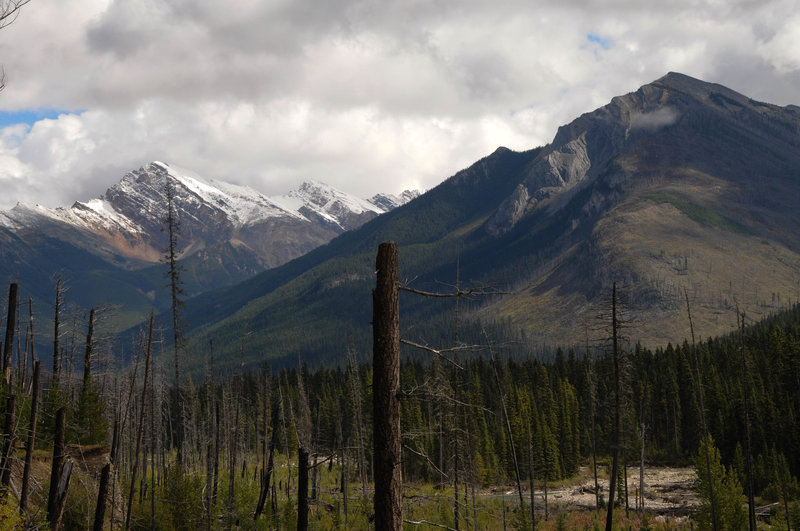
left=0, top=162, right=417, bottom=330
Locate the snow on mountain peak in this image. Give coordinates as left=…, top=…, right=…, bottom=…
left=0, top=162, right=418, bottom=237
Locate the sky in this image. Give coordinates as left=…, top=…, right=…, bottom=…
left=0, top=0, right=799, bottom=210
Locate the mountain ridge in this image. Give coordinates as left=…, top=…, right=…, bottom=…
left=0, top=161, right=418, bottom=330
left=170, top=72, right=800, bottom=370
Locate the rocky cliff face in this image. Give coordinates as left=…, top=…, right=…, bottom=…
left=479, top=71, right=800, bottom=346
left=487, top=72, right=800, bottom=238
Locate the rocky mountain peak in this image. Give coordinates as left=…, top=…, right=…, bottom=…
left=1, top=161, right=419, bottom=281
left=486, top=72, right=800, bottom=236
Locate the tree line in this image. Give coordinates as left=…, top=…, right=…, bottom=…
left=0, top=266, right=799, bottom=527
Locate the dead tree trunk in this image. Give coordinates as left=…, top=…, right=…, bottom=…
left=20, top=361, right=40, bottom=511
left=48, top=407, right=69, bottom=530
left=486, top=333, right=525, bottom=511
left=372, top=241, right=402, bottom=530
left=298, top=446, right=309, bottom=531
left=23, top=298, right=34, bottom=387
left=254, top=397, right=277, bottom=521
left=125, top=313, right=154, bottom=529
left=212, top=399, right=220, bottom=506
left=528, top=430, right=536, bottom=530
left=93, top=463, right=111, bottom=531
left=83, top=308, right=95, bottom=392
left=737, top=308, right=757, bottom=531
left=0, top=394, right=16, bottom=493
left=605, top=282, right=622, bottom=531
left=53, top=276, right=63, bottom=387
left=685, top=288, right=718, bottom=531
left=205, top=341, right=215, bottom=530
left=227, top=386, right=239, bottom=531
left=164, top=175, right=185, bottom=467
left=3, top=283, right=17, bottom=387
left=639, top=422, right=645, bottom=517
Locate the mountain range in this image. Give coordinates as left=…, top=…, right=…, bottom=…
left=171, top=72, right=800, bottom=371
left=3, top=72, right=799, bottom=372
left=0, top=161, right=417, bottom=329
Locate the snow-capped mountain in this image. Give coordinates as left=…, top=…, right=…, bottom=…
left=0, top=162, right=418, bottom=316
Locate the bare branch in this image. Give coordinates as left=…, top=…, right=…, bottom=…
left=399, top=284, right=509, bottom=299
left=399, top=339, right=465, bottom=369
left=402, top=444, right=448, bottom=481
left=403, top=519, right=457, bottom=530
left=0, top=0, right=30, bottom=31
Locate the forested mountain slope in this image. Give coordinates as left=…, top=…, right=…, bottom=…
left=175, top=72, right=800, bottom=371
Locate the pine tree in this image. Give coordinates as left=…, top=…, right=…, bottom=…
left=695, top=434, right=746, bottom=531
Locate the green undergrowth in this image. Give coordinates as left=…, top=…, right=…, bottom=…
left=642, top=193, right=753, bottom=234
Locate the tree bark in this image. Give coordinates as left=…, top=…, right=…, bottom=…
left=298, top=446, right=309, bottom=531
left=93, top=463, right=111, bottom=531
left=372, top=241, right=402, bottom=530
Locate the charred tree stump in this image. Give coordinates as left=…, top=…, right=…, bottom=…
left=372, top=241, right=402, bottom=530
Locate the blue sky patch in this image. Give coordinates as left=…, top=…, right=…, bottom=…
left=0, top=108, right=80, bottom=129
left=586, top=33, right=612, bottom=50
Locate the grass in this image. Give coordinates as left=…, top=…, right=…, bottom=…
left=641, top=193, right=753, bottom=235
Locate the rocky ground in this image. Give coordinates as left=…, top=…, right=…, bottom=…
left=488, top=465, right=699, bottom=525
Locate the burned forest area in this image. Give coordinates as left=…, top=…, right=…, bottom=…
left=0, top=240, right=798, bottom=531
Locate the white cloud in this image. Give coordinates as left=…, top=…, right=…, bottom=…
left=0, top=0, right=798, bottom=210
left=630, top=107, right=680, bottom=131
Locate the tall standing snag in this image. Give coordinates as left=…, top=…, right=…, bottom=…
left=164, top=174, right=185, bottom=466
left=605, top=282, right=623, bottom=531
left=3, top=283, right=17, bottom=386
left=373, top=241, right=402, bottom=530
left=20, top=361, right=40, bottom=512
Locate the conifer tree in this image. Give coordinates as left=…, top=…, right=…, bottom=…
left=695, top=434, right=746, bottom=531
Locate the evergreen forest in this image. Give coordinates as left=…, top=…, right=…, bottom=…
left=0, top=268, right=798, bottom=530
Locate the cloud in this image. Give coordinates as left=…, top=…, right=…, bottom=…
left=0, top=0, right=798, bottom=210
left=630, top=107, right=680, bottom=131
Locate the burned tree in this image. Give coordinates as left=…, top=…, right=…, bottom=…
left=163, top=174, right=186, bottom=466
left=605, top=282, right=625, bottom=531
left=3, top=283, right=17, bottom=387
left=373, top=241, right=402, bottom=529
